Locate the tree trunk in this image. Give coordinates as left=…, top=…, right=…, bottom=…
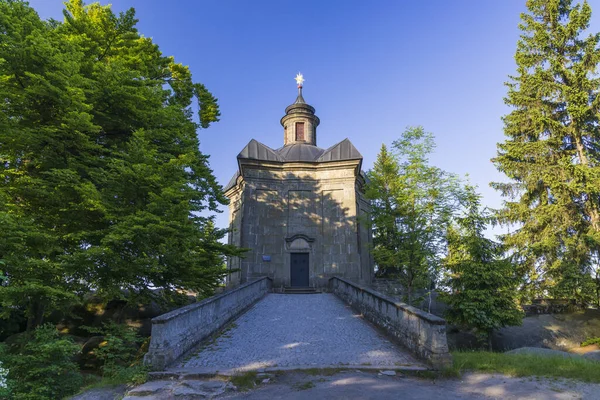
left=26, top=301, right=45, bottom=331
left=573, top=131, right=600, bottom=231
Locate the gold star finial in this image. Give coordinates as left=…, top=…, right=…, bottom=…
left=295, top=72, right=304, bottom=87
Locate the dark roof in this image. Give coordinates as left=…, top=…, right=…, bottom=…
left=237, top=138, right=362, bottom=164
left=237, top=139, right=284, bottom=162
left=226, top=138, right=363, bottom=192
left=276, top=143, right=324, bottom=162
left=223, top=170, right=240, bottom=192
left=317, top=139, right=362, bottom=162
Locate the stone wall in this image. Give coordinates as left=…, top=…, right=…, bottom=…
left=330, top=277, right=452, bottom=369
left=370, top=279, right=448, bottom=318
left=144, top=277, right=272, bottom=370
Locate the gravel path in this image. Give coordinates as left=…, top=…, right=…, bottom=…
left=175, top=293, right=423, bottom=370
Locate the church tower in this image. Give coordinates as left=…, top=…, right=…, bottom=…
left=281, top=76, right=319, bottom=146
left=224, top=75, right=373, bottom=289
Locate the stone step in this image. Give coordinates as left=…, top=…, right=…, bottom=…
left=282, top=287, right=320, bottom=294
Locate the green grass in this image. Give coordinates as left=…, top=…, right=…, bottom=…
left=293, top=381, right=315, bottom=391
left=230, top=371, right=258, bottom=391
left=73, top=365, right=149, bottom=397
left=449, top=351, right=600, bottom=383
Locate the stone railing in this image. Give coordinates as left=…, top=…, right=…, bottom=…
left=330, top=277, right=452, bottom=369
left=144, top=277, right=272, bottom=370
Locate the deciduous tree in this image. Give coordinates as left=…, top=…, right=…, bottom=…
left=366, top=127, right=462, bottom=304
left=0, top=0, right=241, bottom=329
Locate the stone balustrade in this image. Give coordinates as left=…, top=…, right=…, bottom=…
left=144, top=277, right=272, bottom=370
left=330, top=277, right=452, bottom=369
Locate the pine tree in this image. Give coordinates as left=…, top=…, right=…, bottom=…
left=492, top=0, right=600, bottom=303
left=441, top=186, right=523, bottom=348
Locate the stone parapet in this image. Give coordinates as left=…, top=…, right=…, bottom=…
left=329, top=277, right=452, bottom=369
left=144, top=277, right=272, bottom=370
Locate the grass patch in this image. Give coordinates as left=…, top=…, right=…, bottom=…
left=230, top=371, right=258, bottom=391
left=75, top=365, right=148, bottom=395
left=450, top=351, right=600, bottom=383
left=293, top=381, right=315, bottom=391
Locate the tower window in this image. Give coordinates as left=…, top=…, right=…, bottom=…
left=295, top=122, right=305, bottom=141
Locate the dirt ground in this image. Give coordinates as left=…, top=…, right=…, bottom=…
left=220, top=370, right=600, bottom=400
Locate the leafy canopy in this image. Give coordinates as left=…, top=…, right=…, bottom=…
left=366, top=127, right=463, bottom=304
left=0, top=0, right=242, bottom=329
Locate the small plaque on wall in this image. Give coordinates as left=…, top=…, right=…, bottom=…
left=262, top=255, right=271, bottom=262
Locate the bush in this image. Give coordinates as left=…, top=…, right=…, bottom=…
left=581, top=337, right=600, bottom=347
left=1, top=324, right=82, bottom=400
left=83, top=322, right=147, bottom=383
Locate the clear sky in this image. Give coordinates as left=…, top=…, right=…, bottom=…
left=27, top=0, right=600, bottom=233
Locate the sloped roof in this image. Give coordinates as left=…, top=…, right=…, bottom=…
left=237, top=139, right=284, bottom=162
left=227, top=138, right=363, bottom=192
left=223, top=170, right=240, bottom=192
left=276, top=143, right=325, bottom=162
left=317, top=138, right=362, bottom=162
left=237, top=138, right=362, bottom=163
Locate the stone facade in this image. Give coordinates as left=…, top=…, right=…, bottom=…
left=224, top=86, right=373, bottom=289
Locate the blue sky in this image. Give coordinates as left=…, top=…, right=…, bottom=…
left=28, top=0, right=600, bottom=233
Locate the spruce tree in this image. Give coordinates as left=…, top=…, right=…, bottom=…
left=493, top=0, right=600, bottom=303
left=441, top=186, right=523, bottom=348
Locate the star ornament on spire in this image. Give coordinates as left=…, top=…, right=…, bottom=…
left=295, top=73, right=304, bottom=88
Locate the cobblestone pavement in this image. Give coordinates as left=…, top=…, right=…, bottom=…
left=175, top=293, right=423, bottom=370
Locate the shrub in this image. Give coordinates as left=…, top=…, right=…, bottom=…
left=83, top=322, right=148, bottom=383
left=581, top=337, right=600, bottom=347
left=0, top=360, right=9, bottom=399
left=1, top=324, right=82, bottom=400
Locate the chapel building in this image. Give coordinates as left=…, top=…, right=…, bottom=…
left=224, top=78, right=373, bottom=289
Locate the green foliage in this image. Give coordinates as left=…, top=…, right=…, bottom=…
left=441, top=186, right=523, bottom=344
left=366, top=127, right=463, bottom=304
left=83, top=322, right=147, bottom=383
left=230, top=371, right=258, bottom=391
left=492, top=0, right=600, bottom=304
left=451, top=351, right=600, bottom=383
left=0, top=324, right=82, bottom=400
left=581, top=336, right=600, bottom=346
left=0, top=0, right=243, bottom=329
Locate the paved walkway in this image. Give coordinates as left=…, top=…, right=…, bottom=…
left=174, top=293, right=423, bottom=371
